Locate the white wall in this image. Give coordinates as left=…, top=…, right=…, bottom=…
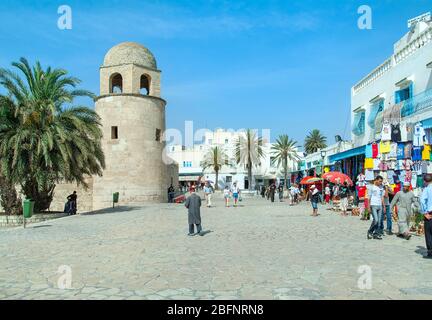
left=351, top=21, right=432, bottom=147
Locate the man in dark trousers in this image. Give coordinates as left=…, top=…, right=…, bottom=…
left=420, top=174, right=432, bottom=259
left=66, top=191, right=77, bottom=215
left=269, top=182, right=276, bottom=203
left=185, top=186, right=203, bottom=236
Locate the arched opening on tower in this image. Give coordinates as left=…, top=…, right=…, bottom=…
left=140, top=74, right=151, bottom=95
left=110, top=73, right=123, bottom=94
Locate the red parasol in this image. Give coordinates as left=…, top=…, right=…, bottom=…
left=322, top=172, right=353, bottom=186
left=300, top=176, right=322, bottom=185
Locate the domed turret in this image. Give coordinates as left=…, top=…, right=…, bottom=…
left=103, top=42, right=157, bottom=70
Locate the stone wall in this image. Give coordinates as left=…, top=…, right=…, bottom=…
left=0, top=212, right=68, bottom=227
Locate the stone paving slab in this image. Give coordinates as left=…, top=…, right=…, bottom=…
left=0, top=197, right=430, bottom=300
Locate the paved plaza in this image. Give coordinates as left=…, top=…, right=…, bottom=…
left=0, top=195, right=431, bottom=300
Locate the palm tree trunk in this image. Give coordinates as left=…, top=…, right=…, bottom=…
left=248, top=158, right=252, bottom=191
left=284, top=158, right=288, bottom=189
left=215, top=169, right=219, bottom=190
left=0, top=175, right=22, bottom=215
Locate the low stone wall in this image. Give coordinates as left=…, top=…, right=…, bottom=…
left=0, top=213, right=68, bottom=228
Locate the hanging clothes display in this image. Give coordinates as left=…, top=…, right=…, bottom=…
left=391, top=124, right=401, bottom=142
left=381, top=121, right=392, bottom=141
left=413, top=122, right=426, bottom=147
left=380, top=141, right=391, bottom=154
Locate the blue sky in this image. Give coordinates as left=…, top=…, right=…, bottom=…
left=0, top=0, right=431, bottom=147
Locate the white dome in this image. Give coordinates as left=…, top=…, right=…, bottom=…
left=103, top=42, right=157, bottom=69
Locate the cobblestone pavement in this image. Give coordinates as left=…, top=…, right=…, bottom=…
left=0, top=195, right=431, bottom=300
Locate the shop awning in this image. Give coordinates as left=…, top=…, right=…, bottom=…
left=422, top=118, right=432, bottom=129
left=329, top=146, right=366, bottom=163
left=179, top=174, right=202, bottom=181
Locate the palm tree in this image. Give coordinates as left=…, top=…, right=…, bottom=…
left=0, top=58, right=105, bottom=212
left=0, top=97, right=22, bottom=215
left=200, top=146, right=228, bottom=190
left=235, top=129, right=265, bottom=191
left=304, top=129, right=327, bottom=155
left=271, top=135, right=300, bottom=189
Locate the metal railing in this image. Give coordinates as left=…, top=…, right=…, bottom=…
left=401, top=89, right=432, bottom=117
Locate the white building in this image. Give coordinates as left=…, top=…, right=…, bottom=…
left=351, top=13, right=432, bottom=147
left=167, top=129, right=303, bottom=190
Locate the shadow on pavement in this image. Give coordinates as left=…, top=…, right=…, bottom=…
left=415, top=246, right=428, bottom=256
left=199, top=230, right=213, bottom=236
left=81, top=206, right=143, bottom=216
left=32, top=225, right=53, bottom=229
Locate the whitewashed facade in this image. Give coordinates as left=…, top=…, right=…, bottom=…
left=351, top=14, right=432, bottom=147
left=167, top=129, right=303, bottom=190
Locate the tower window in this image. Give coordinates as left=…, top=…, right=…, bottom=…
left=140, top=74, right=151, bottom=95
left=111, top=126, right=118, bottom=139
left=155, top=128, right=161, bottom=142
left=110, top=73, right=123, bottom=94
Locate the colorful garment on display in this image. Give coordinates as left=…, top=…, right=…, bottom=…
left=405, top=170, right=413, bottom=183
left=428, top=162, right=432, bottom=174
left=402, top=159, right=413, bottom=170
left=380, top=141, right=391, bottom=154
left=365, top=144, right=373, bottom=158
left=400, top=122, right=408, bottom=142
left=417, top=176, right=424, bottom=188
left=381, top=122, right=392, bottom=141
left=404, top=143, right=412, bottom=159
left=364, top=158, right=373, bottom=169
left=412, top=146, right=422, bottom=161
left=413, top=123, right=426, bottom=147
left=372, top=143, right=379, bottom=158
left=391, top=124, right=401, bottom=142
left=378, top=161, right=388, bottom=171
left=373, top=159, right=380, bottom=171
left=397, top=143, right=405, bottom=160
left=365, top=169, right=374, bottom=181
left=422, top=145, right=431, bottom=160
left=356, top=173, right=366, bottom=187
left=389, top=142, right=398, bottom=159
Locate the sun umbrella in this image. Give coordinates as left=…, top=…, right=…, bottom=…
left=322, top=172, right=353, bottom=186
left=300, top=176, right=322, bottom=185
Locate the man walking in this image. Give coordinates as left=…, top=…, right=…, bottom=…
left=278, top=184, right=284, bottom=202
left=309, top=185, right=320, bottom=217
left=185, top=186, right=203, bottom=236
left=420, top=174, right=432, bottom=258
left=204, top=182, right=213, bottom=208
left=230, top=182, right=241, bottom=207
left=167, top=184, right=175, bottom=203
left=367, top=176, right=384, bottom=240
left=339, top=182, right=351, bottom=216
left=379, top=183, right=394, bottom=236
left=269, top=182, right=276, bottom=203
left=391, top=182, right=416, bottom=240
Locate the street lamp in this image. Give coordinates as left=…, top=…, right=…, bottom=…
left=320, top=150, right=327, bottom=201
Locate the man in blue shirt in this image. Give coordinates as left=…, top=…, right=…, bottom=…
left=420, top=174, right=432, bottom=259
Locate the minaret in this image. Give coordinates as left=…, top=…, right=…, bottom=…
left=93, top=42, right=168, bottom=209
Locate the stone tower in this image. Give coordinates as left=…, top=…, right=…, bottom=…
left=92, top=42, right=169, bottom=209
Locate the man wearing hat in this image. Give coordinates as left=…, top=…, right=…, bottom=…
left=390, top=182, right=416, bottom=240
left=420, top=174, right=432, bottom=258
left=185, top=186, right=203, bottom=236
left=309, top=185, right=320, bottom=217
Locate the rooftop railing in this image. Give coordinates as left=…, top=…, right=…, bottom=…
left=353, top=26, right=432, bottom=95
